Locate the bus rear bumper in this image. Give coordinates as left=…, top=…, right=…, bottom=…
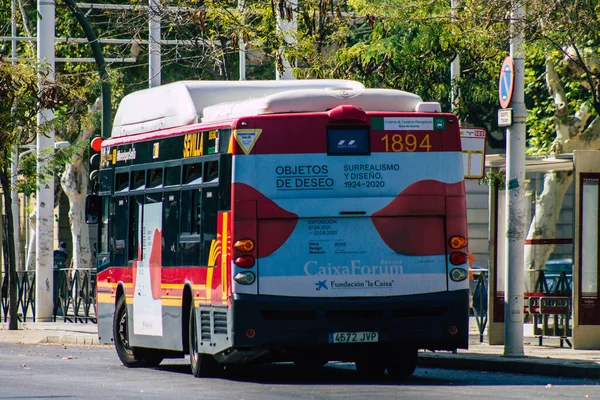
left=229, top=290, right=469, bottom=362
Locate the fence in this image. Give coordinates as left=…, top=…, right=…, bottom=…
left=1, top=268, right=97, bottom=323
left=471, top=270, right=488, bottom=342
left=524, top=269, right=572, bottom=347
left=471, top=268, right=573, bottom=346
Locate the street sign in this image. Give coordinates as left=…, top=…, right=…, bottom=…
left=499, top=57, right=515, bottom=109
left=460, top=127, right=486, bottom=179
left=498, top=108, right=513, bottom=127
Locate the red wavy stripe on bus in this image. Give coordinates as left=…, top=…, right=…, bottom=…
left=371, top=180, right=464, bottom=255
left=232, top=182, right=298, bottom=258
left=150, top=229, right=163, bottom=300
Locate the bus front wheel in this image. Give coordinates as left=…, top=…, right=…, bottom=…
left=189, top=305, right=222, bottom=377
left=113, top=296, right=163, bottom=368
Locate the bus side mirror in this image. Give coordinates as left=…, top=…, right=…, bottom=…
left=85, top=195, right=101, bottom=224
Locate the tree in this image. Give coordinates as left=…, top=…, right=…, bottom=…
left=519, top=1, right=600, bottom=288
left=0, top=59, right=67, bottom=329
left=328, top=0, right=599, bottom=285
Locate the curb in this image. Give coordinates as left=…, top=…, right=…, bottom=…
left=418, top=352, right=600, bottom=379
left=43, top=335, right=102, bottom=346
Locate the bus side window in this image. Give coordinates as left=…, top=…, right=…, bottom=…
left=180, top=189, right=201, bottom=266
left=130, top=170, right=145, bottom=191
left=162, top=192, right=179, bottom=267
left=201, top=188, right=218, bottom=265
left=147, top=167, right=163, bottom=189
left=99, top=197, right=110, bottom=254
left=218, top=128, right=231, bottom=155
left=183, top=162, right=202, bottom=185
left=111, top=197, right=128, bottom=266
left=219, top=154, right=232, bottom=210
left=115, top=171, right=129, bottom=193
left=165, top=165, right=181, bottom=186
left=204, top=160, right=219, bottom=183
left=99, top=168, right=114, bottom=194
left=128, top=195, right=143, bottom=262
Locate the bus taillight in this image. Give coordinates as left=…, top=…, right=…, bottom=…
left=234, top=239, right=255, bottom=252
left=449, top=268, right=468, bottom=281
left=449, top=251, right=468, bottom=265
left=234, top=271, right=256, bottom=285
left=449, top=236, right=468, bottom=249
left=234, top=255, right=255, bottom=268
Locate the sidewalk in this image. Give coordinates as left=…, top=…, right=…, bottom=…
left=0, top=321, right=100, bottom=346
left=1, top=319, right=600, bottom=379
left=419, top=319, right=600, bottom=379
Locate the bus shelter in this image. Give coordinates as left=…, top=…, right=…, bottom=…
left=486, top=150, right=600, bottom=349
left=486, top=153, right=575, bottom=346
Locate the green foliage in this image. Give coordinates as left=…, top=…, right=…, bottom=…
left=479, top=170, right=505, bottom=188
left=2, top=0, right=600, bottom=162
left=0, top=61, right=43, bottom=176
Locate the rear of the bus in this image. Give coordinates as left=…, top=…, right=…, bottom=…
left=229, top=105, right=469, bottom=361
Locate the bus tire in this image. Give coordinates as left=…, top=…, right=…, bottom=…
left=189, top=305, right=221, bottom=378
left=113, top=296, right=163, bottom=368
left=355, top=359, right=385, bottom=380
left=386, top=348, right=418, bottom=379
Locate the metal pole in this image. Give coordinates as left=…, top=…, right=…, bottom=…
left=450, top=0, right=460, bottom=112
left=275, top=0, right=296, bottom=80
left=149, top=0, right=161, bottom=87
left=36, top=0, right=56, bottom=322
left=238, top=0, right=246, bottom=81
left=504, top=0, right=526, bottom=357
left=10, top=0, right=21, bottom=272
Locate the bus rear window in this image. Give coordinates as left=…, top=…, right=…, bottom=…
left=327, top=126, right=370, bottom=156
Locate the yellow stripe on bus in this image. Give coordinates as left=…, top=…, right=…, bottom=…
left=97, top=293, right=114, bottom=303
left=162, top=299, right=181, bottom=307
left=97, top=282, right=133, bottom=289
left=206, top=266, right=213, bottom=302
left=221, top=212, right=228, bottom=301
left=161, top=283, right=206, bottom=290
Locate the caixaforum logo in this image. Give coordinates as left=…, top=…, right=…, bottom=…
left=304, top=260, right=403, bottom=277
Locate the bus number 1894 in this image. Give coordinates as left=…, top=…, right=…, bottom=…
left=381, top=133, right=432, bottom=152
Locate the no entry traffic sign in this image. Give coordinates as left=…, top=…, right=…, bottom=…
left=499, top=57, right=514, bottom=109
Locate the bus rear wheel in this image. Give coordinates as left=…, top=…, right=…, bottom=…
left=385, top=348, right=418, bottom=380
left=113, top=296, right=163, bottom=368
left=189, top=305, right=221, bottom=377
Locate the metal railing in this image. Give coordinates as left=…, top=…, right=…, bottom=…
left=470, top=270, right=488, bottom=342
left=1, top=269, right=97, bottom=323
left=525, top=269, right=572, bottom=347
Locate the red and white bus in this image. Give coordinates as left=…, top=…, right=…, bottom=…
left=87, top=80, right=470, bottom=379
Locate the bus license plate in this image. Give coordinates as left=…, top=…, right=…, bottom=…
left=329, top=332, right=378, bottom=343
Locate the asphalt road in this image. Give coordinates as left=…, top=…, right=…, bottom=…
left=0, top=343, right=597, bottom=400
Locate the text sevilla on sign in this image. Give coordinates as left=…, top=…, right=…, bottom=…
left=499, top=57, right=515, bottom=109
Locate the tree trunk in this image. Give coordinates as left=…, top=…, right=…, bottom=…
left=0, top=169, right=19, bottom=330
left=523, top=170, right=573, bottom=292
left=60, top=159, right=92, bottom=271
left=25, top=213, right=36, bottom=271
left=60, top=132, right=94, bottom=271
